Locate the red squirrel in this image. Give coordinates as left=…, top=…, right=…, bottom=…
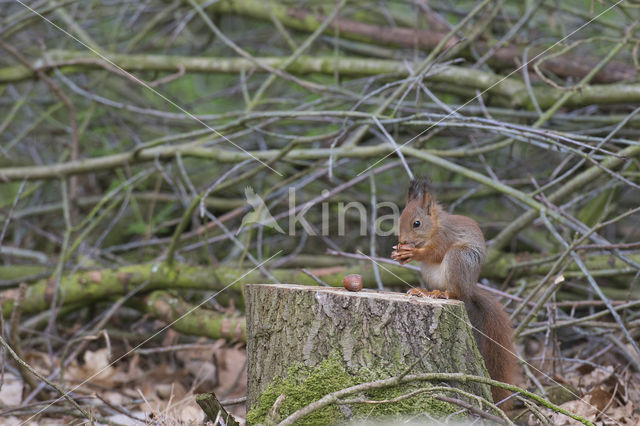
left=391, top=178, right=517, bottom=410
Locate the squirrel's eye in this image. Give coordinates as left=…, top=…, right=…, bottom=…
left=413, top=220, right=421, bottom=228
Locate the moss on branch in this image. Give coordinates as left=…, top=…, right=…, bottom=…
left=140, top=290, right=246, bottom=342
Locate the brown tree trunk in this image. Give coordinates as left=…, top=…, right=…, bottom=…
left=245, top=284, right=493, bottom=423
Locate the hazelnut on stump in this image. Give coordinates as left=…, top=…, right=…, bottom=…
left=342, top=274, right=363, bottom=292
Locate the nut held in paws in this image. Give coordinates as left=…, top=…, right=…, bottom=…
left=343, top=274, right=363, bottom=292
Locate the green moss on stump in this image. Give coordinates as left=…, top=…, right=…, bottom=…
left=247, top=351, right=460, bottom=425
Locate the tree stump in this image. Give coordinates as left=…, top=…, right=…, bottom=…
left=245, top=284, right=493, bottom=424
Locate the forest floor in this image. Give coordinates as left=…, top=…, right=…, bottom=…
left=1, top=336, right=246, bottom=425
left=2, top=334, right=639, bottom=425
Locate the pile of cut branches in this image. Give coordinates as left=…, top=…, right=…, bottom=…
left=0, top=0, right=638, bottom=424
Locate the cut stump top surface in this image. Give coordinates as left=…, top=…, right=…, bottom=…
left=247, top=283, right=463, bottom=305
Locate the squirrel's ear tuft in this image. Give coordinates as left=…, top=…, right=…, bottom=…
left=407, top=178, right=434, bottom=214
left=407, top=178, right=427, bottom=200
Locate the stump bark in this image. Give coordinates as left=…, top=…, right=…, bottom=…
left=245, top=284, right=493, bottom=423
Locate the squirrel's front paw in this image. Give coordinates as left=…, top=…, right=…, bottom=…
left=391, top=243, right=415, bottom=264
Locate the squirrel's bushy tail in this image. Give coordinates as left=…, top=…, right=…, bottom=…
left=465, top=289, right=518, bottom=411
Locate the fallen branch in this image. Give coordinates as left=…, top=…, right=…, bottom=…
left=3, top=52, right=640, bottom=109
left=0, top=262, right=416, bottom=317
left=206, top=0, right=634, bottom=83
left=196, top=392, right=240, bottom=426
left=137, top=290, right=245, bottom=341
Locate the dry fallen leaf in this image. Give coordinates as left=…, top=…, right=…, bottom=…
left=214, top=345, right=247, bottom=399
left=549, top=398, right=598, bottom=425
left=175, top=340, right=222, bottom=391
left=576, top=365, right=614, bottom=389
left=178, top=402, right=203, bottom=423
left=66, top=348, right=116, bottom=386
left=585, top=385, right=613, bottom=412
left=104, top=413, right=146, bottom=426
left=156, top=382, right=187, bottom=401
left=606, top=402, right=635, bottom=425
left=0, top=373, right=23, bottom=406
left=102, top=391, right=127, bottom=406
left=2, top=416, right=38, bottom=426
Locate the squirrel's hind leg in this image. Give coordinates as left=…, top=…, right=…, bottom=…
left=407, top=288, right=451, bottom=299
left=442, top=244, right=484, bottom=300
